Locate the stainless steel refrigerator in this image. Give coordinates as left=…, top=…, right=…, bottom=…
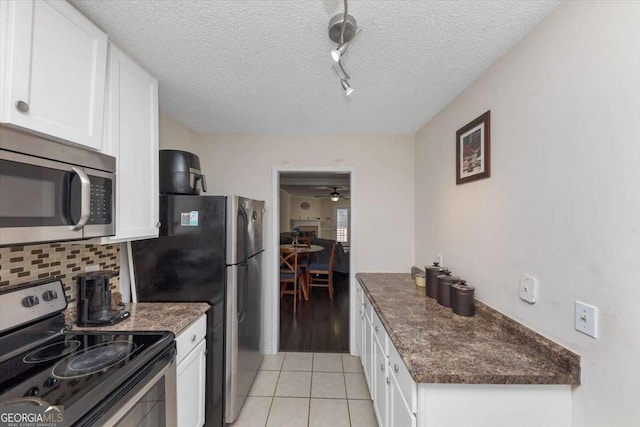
left=130, top=195, right=264, bottom=426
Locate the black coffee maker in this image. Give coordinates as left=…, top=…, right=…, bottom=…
left=77, top=270, right=129, bottom=326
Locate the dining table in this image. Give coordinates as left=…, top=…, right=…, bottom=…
left=279, top=244, right=325, bottom=253
left=279, top=244, right=325, bottom=300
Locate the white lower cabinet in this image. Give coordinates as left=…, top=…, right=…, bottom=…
left=176, top=315, right=207, bottom=427
left=363, top=299, right=374, bottom=399
left=373, top=335, right=388, bottom=427
left=389, top=373, right=416, bottom=427
left=356, top=283, right=572, bottom=427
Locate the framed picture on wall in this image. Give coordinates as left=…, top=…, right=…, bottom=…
left=456, top=110, right=491, bottom=184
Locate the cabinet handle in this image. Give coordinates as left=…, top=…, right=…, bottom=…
left=15, top=100, right=29, bottom=112
left=191, top=334, right=197, bottom=342
left=156, top=222, right=161, bottom=228
left=375, top=325, right=379, bottom=332
left=380, top=363, right=384, bottom=372
left=386, top=376, right=390, bottom=385
left=394, top=364, right=399, bottom=373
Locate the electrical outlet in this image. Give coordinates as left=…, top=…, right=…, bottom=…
left=85, top=264, right=100, bottom=273
left=436, top=254, right=443, bottom=266
left=519, top=274, right=538, bottom=304
left=575, top=301, right=598, bottom=338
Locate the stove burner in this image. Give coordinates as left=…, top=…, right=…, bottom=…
left=0, top=397, right=48, bottom=406
left=51, top=341, right=136, bottom=379
left=23, top=340, right=81, bottom=363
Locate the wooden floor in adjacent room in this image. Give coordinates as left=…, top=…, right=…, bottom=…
left=279, top=272, right=350, bottom=353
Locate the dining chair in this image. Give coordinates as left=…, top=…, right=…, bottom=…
left=280, top=248, right=306, bottom=314
left=307, top=241, right=337, bottom=300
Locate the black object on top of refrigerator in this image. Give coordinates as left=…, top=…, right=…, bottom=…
left=130, top=194, right=264, bottom=427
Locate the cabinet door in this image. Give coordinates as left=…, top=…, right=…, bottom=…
left=103, top=44, right=159, bottom=242
left=177, top=339, right=206, bottom=427
left=363, top=310, right=374, bottom=399
left=373, top=336, right=388, bottom=427
left=355, top=286, right=362, bottom=358
left=0, top=0, right=107, bottom=150
left=389, top=373, right=416, bottom=427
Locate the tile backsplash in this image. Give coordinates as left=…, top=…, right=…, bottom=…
left=0, top=243, right=120, bottom=303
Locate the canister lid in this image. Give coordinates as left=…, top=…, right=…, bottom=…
left=437, top=275, right=461, bottom=284
left=425, top=263, right=444, bottom=272
left=452, top=283, right=475, bottom=293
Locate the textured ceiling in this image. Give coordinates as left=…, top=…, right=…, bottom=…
left=71, top=0, right=558, bottom=135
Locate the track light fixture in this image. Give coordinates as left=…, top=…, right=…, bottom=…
left=328, top=0, right=359, bottom=96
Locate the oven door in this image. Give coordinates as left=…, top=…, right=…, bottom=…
left=0, top=151, right=114, bottom=245
left=81, top=344, right=177, bottom=427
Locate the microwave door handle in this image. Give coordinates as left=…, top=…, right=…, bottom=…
left=70, top=167, right=91, bottom=231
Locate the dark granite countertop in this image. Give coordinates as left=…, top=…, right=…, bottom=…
left=357, top=273, right=580, bottom=385
left=66, top=302, right=210, bottom=336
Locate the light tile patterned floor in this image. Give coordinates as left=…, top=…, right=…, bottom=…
left=229, top=352, right=377, bottom=427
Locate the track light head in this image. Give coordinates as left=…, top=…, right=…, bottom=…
left=331, top=43, right=349, bottom=62
left=340, top=79, right=354, bottom=96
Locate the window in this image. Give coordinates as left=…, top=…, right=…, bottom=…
left=335, top=207, right=350, bottom=245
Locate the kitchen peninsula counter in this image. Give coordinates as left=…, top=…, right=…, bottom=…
left=356, top=273, right=580, bottom=385
left=66, top=302, right=210, bottom=336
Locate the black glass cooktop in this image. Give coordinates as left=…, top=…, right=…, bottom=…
left=0, top=330, right=172, bottom=418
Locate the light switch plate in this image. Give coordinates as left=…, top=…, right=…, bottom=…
left=575, top=301, right=598, bottom=338
left=519, top=274, right=538, bottom=303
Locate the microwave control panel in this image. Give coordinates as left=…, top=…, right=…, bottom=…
left=88, top=177, right=113, bottom=225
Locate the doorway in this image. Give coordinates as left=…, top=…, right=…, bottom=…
left=274, top=169, right=354, bottom=353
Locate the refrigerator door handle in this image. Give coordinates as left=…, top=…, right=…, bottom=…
left=238, top=262, right=248, bottom=321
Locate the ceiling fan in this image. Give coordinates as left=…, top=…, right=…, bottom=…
left=313, top=187, right=350, bottom=201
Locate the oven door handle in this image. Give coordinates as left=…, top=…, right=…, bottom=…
left=70, top=166, right=90, bottom=231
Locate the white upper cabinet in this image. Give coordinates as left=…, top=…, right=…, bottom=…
left=0, top=0, right=107, bottom=150
left=102, top=43, right=159, bottom=242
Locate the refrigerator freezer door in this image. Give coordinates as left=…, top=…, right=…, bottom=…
left=241, top=197, right=265, bottom=256
left=131, top=195, right=226, bottom=305
left=227, top=196, right=265, bottom=264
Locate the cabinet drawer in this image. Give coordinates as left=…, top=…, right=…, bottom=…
left=388, top=340, right=416, bottom=411
left=176, top=314, right=207, bottom=364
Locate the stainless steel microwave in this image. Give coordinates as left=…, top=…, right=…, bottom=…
left=0, top=126, right=116, bottom=246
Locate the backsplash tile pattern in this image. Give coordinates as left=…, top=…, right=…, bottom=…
left=0, top=243, right=120, bottom=303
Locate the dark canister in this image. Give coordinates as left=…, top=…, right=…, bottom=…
left=437, top=274, right=461, bottom=307
left=424, top=263, right=444, bottom=298
left=452, top=283, right=476, bottom=316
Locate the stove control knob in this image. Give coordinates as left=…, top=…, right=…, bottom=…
left=24, top=387, right=39, bottom=397
left=44, top=378, right=59, bottom=388
left=22, top=295, right=40, bottom=307
left=42, top=290, right=58, bottom=301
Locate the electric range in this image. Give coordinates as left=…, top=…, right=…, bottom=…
left=0, top=278, right=177, bottom=426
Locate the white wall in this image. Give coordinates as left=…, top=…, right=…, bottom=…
left=278, top=189, right=291, bottom=233
left=289, top=196, right=321, bottom=221
left=189, top=133, right=415, bottom=353
left=414, top=2, right=639, bottom=426
left=159, top=111, right=196, bottom=151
